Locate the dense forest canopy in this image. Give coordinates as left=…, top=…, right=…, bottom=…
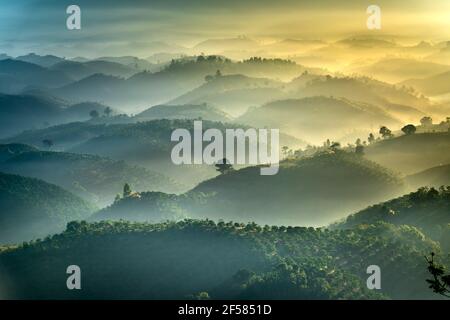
left=0, top=219, right=442, bottom=300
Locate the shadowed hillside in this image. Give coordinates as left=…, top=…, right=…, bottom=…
left=0, top=172, right=95, bottom=243
left=365, top=132, right=450, bottom=175
left=186, top=151, right=405, bottom=226
left=0, top=219, right=440, bottom=299
left=0, top=148, right=183, bottom=206
left=334, top=187, right=450, bottom=250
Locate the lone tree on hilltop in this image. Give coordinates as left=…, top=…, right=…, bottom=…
left=42, top=139, right=53, bottom=149
left=104, top=106, right=112, bottom=117
left=420, top=116, right=432, bottom=126
left=89, top=110, right=99, bottom=119
left=123, top=183, right=132, bottom=197
left=215, top=158, right=233, bottom=175
left=401, top=124, right=416, bottom=135
left=379, top=126, right=393, bottom=139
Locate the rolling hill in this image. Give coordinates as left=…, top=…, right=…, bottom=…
left=0, top=148, right=183, bottom=206
left=0, top=172, right=95, bottom=243
left=2, top=119, right=304, bottom=188
left=365, top=132, right=450, bottom=175
left=169, top=74, right=284, bottom=116
left=134, top=104, right=233, bottom=122
left=401, top=71, right=450, bottom=96
left=287, top=74, right=430, bottom=112
left=0, top=143, right=37, bottom=162
left=237, top=96, right=400, bottom=144
left=181, top=151, right=405, bottom=226
left=52, top=56, right=314, bottom=112
left=405, top=164, right=450, bottom=190
left=92, top=191, right=187, bottom=222
left=15, top=53, right=65, bottom=67
left=0, top=59, right=72, bottom=94
left=351, top=58, right=450, bottom=83
left=334, top=187, right=450, bottom=250
left=50, top=60, right=138, bottom=81
left=0, top=93, right=115, bottom=138
left=0, top=219, right=440, bottom=299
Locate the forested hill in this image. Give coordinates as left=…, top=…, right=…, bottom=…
left=0, top=149, right=183, bottom=206
left=188, top=151, right=405, bottom=226
left=333, top=187, right=450, bottom=250
left=0, top=172, right=95, bottom=243
left=0, top=219, right=441, bottom=299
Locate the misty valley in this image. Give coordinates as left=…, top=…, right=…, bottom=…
left=1, top=7, right=450, bottom=300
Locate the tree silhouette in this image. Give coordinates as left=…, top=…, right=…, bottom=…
left=420, top=116, right=432, bottom=127
left=379, top=126, right=393, bottom=139
left=42, top=139, right=53, bottom=149
left=123, top=183, right=132, bottom=197
left=215, top=158, right=233, bottom=175
left=425, top=252, right=450, bottom=298
left=368, top=133, right=375, bottom=144
left=401, top=124, right=416, bottom=135
left=330, top=142, right=341, bottom=152
left=89, top=110, right=99, bottom=119
left=104, top=107, right=112, bottom=117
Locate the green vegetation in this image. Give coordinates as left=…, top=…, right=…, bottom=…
left=0, top=93, right=114, bottom=138
left=334, top=187, right=450, bottom=250
left=0, top=147, right=183, bottom=206
left=365, top=132, right=450, bottom=174
left=0, top=219, right=441, bottom=299
left=426, top=252, right=450, bottom=298
left=93, top=191, right=187, bottom=222
left=0, top=172, right=95, bottom=243
left=406, top=164, right=450, bottom=190
left=188, top=151, right=405, bottom=226
left=134, top=104, right=232, bottom=122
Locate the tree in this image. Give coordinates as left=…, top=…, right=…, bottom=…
left=379, top=126, right=393, bottom=139
left=330, top=142, right=341, bottom=152
left=420, top=116, right=432, bottom=127
left=104, top=107, right=112, bottom=117
left=401, top=124, right=416, bottom=135
left=123, top=183, right=132, bottom=198
left=89, top=110, right=99, bottom=119
left=195, top=292, right=210, bottom=300
left=425, top=252, right=450, bottom=298
left=215, top=69, right=222, bottom=77
left=368, top=133, right=375, bottom=144
left=282, top=146, right=290, bottom=158
left=215, top=158, right=233, bottom=175
left=42, top=139, right=53, bottom=149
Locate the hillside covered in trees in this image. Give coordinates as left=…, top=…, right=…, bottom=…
left=334, top=187, right=450, bottom=250
left=0, top=219, right=442, bottom=299
left=0, top=147, right=183, bottom=206
left=0, top=172, right=95, bottom=243
left=187, top=151, right=405, bottom=226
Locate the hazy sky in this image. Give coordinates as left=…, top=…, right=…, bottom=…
left=1, top=0, right=450, bottom=57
